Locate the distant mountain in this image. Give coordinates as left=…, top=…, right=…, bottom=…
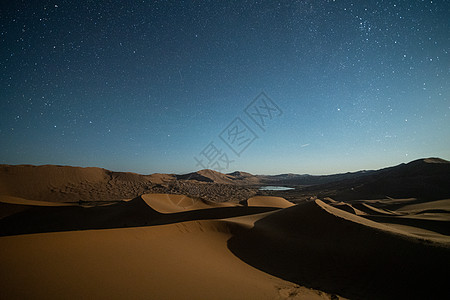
left=301, top=158, right=450, bottom=200
left=176, top=169, right=235, bottom=184
left=255, top=171, right=376, bottom=186
left=177, top=168, right=377, bottom=186
left=226, top=171, right=253, bottom=179
left=1, top=158, right=449, bottom=203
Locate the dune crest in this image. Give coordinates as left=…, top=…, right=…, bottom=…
left=141, top=193, right=238, bottom=213
left=228, top=199, right=450, bottom=299
left=0, top=195, right=74, bottom=207
left=247, top=196, right=295, bottom=208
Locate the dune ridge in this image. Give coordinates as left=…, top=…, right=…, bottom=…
left=141, top=193, right=237, bottom=213
left=228, top=199, right=450, bottom=299
left=246, top=196, right=295, bottom=208
left=0, top=193, right=281, bottom=236
left=0, top=203, right=341, bottom=300
left=2, top=191, right=447, bottom=299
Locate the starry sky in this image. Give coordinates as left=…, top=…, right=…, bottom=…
left=1, top=0, right=449, bottom=175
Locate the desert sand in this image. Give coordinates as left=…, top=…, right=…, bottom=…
left=0, top=193, right=337, bottom=300
left=1, top=162, right=450, bottom=299
left=0, top=219, right=336, bottom=300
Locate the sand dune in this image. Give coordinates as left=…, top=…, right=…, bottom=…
left=0, top=220, right=337, bottom=300
left=1, top=192, right=449, bottom=299
left=0, top=208, right=340, bottom=300
left=247, top=196, right=295, bottom=208
left=319, top=199, right=450, bottom=241
left=0, top=165, right=259, bottom=203
left=147, top=173, right=175, bottom=185
left=353, top=202, right=401, bottom=215
left=0, top=195, right=74, bottom=207
left=0, top=164, right=109, bottom=200
left=2, top=191, right=448, bottom=299
left=395, top=198, right=450, bottom=214
left=228, top=199, right=450, bottom=299
left=141, top=193, right=237, bottom=213
left=324, top=198, right=450, bottom=243
left=330, top=201, right=367, bottom=215
left=0, top=165, right=177, bottom=203
left=2, top=158, right=449, bottom=204
left=0, top=194, right=279, bottom=236
left=328, top=198, right=450, bottom=238
left=1, top=161, right=449, bottom=299
left=0, top=195, right=75, bottom=220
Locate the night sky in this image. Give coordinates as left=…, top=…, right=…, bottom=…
left=1, top=1, right=449, bottom=175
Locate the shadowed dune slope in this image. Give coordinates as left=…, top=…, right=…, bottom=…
left=325, top=198, right=450, bottom=237
left=228, top=199, right=450, bottom=300
left=306, top=158, right=450, bottom=201
left=0, top=194, right=278, bottom=236
left=0, top=195, right=75, bottom=219
left=0, top=195, right=75, bottom=207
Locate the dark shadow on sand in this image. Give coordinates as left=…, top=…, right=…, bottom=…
left=0, top=196, right=276, bottom=236
left=227, top=201, right=450, bottom=300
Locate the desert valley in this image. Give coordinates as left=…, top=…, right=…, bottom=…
left=0, top=158, right=449, bottom=299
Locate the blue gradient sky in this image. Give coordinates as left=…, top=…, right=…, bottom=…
left=1, top=1, right=449, bottom=175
